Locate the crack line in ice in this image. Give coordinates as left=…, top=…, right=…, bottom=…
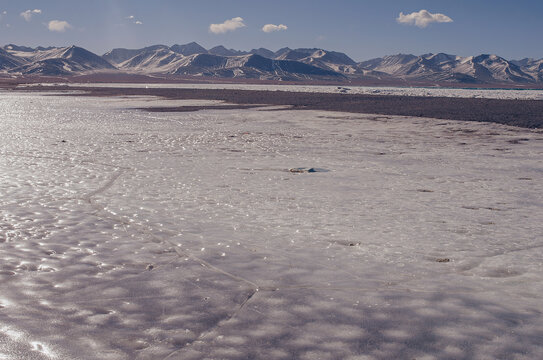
left=169, top=244, right=260, bottom=289
left=82, top=170, right=125, bottom=202
left=89, top=196, right=262, bottom=291
left=161, top=290, right=259, bottom=360
left=87, top=195, right=261, bottom=292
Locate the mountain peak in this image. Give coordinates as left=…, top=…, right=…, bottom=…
left=208, top=45, right=247, bottom=57
left=170, top=42, right=207, bottom=56
left=249, top=48, right=275, bottom=58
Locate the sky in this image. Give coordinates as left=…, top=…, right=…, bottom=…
left=0, top=0, right=542, bottom=61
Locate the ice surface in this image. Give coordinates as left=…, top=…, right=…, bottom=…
left=23, top=82, right=543, bottom=100
left=1, top=91, right=542, bottom=359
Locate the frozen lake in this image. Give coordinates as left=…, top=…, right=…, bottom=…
left=21, top=82, right=543, bottom=100
left=1, top=91, right=543, bottom=359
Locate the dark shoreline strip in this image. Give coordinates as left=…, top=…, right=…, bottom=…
left=16, top=85, right=543, bottom=128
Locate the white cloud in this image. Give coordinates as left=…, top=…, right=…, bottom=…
left=209, top=17, right=245, bottom=34
left=20, top=9, right=41, bottom=21
left=47, top=20, right=72, bottom=32
left=397, top=9, right=453, bottom=28
left=262, top=23, right=287, bottom=33
left=126, top=15, right=142, bottom=25
left=2, top=11, right=7, bottom=15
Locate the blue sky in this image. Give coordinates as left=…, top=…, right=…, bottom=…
left=0, top=0, right=542, bottom=61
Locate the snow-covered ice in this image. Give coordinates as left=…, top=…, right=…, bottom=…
left=23, top=82, right=543, bottom=100
left=1, top=91, right=542, bottom=359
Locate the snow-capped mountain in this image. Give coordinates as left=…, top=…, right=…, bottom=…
left=4, top=45, right=116, bottom=75
left=457, top=54, right=534, bottom=83
left=359, top=53, right=540, bottom=83
left=171, top=53, right=343, bottom=80
left=273, top=47, right=292, bottom=58
left=103, top=45, right=168, bottom=65
left=359, top=53, right=475, bottom=82
left=116, top=47, right=185, bottom=73
left=281, top=48, right=359, bottom=75
left=0, top=47, right=28, bottom=70
left=97, top=43, right=345, bottom=80
left=2, top=42, right=543, bottom=84
left=117, top=50, right=343, bottom=80
left=512, top=58, right=543, bottom=82
left=359, top=54, right=419, bottom=75
left=99, top=43, right=402, bottom=80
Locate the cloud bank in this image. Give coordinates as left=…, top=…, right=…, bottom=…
left=20, top=9, right=41, bottom=22
left=397, top=10, right=453, bottom=28
left=48, top=20, right=71, bottom=32
left=262, top=23, right=287, bottom=33
left=209, top=17, right=245, bottom=34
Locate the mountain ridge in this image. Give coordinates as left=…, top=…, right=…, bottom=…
left=2, top=42, right=543, bottom=84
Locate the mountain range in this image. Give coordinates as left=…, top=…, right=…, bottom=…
left=2, top=42, right=543, bottom=85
